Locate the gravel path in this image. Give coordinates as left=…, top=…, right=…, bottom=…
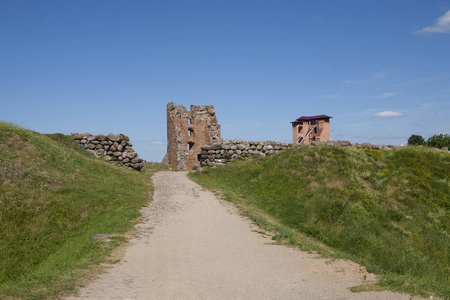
left=67, top=171, right=417, bottom=300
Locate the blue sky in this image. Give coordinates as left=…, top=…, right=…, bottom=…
left=1, top=1, right=449, bottom=162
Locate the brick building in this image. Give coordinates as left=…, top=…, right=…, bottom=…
left=291, top=115, right=332, bottom=144
left=165, top=102, right=221, bottom=171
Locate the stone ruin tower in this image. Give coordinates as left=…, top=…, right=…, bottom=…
left=165, top=102, right=221, bottom=171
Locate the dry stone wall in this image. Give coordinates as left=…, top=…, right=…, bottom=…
left=72, top=133, right=144, bottom=171
left=196, top=139, right=444, bottom=169
left=197, top=140, right=292, bottom=168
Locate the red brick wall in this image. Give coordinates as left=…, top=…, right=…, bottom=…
left=292, top=118, right=331, bottom=144
left=166, top=103, right=221, bottom=170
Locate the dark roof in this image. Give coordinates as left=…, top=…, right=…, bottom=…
left=291, top=115, right=332, bottom=123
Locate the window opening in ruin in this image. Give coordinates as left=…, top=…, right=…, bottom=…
left=188, top=128, right=193, bottom=137
left=188, top=142, right=194, bottom=151
left=188, top=118, right=191, bottom=125
left=298, top=126, right=303, bottom=133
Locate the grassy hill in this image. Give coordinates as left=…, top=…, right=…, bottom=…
left=0, top=122, right=163, bottom=299
left=189, top=145, right=449, bottom=298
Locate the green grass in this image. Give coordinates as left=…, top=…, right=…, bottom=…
left=189, top=145, right=450, bottom=298
left=0, top=122, right=166, bottom=299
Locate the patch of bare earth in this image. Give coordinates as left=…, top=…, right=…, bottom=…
left=66, top=171, right=421, bottom=300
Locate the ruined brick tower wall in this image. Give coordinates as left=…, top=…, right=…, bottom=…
left=165, top=102, right=221, bottom=171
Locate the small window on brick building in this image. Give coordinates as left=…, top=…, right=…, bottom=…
left=188, top=118, right=191, bottom=125
left=188, top=142, right=194, bottom=150
left=188, top=129, right=193, bottom=137
left=298, top=126, right=303, bottom=133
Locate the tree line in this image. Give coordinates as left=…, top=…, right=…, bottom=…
left=407, top=133, right=450, bottom=148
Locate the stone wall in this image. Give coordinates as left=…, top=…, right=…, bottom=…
left=72, top=133, right=144, bottom=171
left=197, top=140, right=292, bottom=168
left=196, top=139, right=448, bottom=169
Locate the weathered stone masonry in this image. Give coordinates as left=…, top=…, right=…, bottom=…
left=196, top=140, right=425, bottom=168
left=197, top=140, right=292, bottom=168
left=164, top=102, right=221, bottom=171
left=72, top=133, right=144, bottom=171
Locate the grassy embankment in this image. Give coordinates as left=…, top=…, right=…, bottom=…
left=189, top=145, right=449, bottom=298
left=0, top=122, right=165, bottom=299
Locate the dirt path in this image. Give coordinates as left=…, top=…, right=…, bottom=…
left=67, top=171, right=416, bottom=300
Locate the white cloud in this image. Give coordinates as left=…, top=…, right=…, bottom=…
left=381, top=92, right=396, bottom=98
left=415, top=9, right=450, bottom=34
left=150, top=141, right=163, bottom=145
left=374, top=111, right=403, bottom=117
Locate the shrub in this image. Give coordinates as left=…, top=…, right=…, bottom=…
left=407, top=134, right=425, bottom=146
left=427, top=133, right=450, bottom=148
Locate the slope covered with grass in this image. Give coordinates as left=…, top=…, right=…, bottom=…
left=190, top=145, right=449, bottom=298
left=0, top=122, right=161, bottom=299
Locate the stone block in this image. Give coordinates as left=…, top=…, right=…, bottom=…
left=336, top=140, right=351, bottom=147
left=107, top=133, right=119, bottom=142
left=96, top=134, right=107, bottom=141
left=72, top=133, right=84, bottom=140
left=127, top=151, right=137, bottom=159
left=131, top=163, right=141, bottom=169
